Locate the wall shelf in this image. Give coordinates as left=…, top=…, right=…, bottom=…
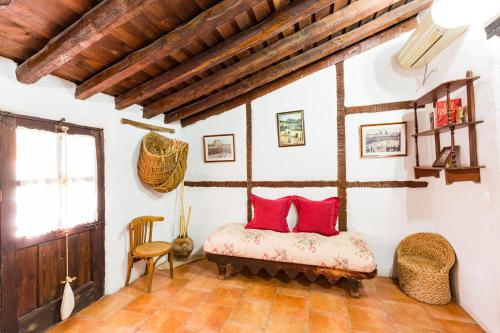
left=415, top=76, right=479, bottom=105
left=412, top=120, right=484, bottom=137
left=412, top=70, right=484, bottom=185
left=415, top=165, right=485, bottom=184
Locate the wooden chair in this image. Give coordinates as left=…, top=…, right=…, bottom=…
left=125, top=216, right=173, bottom=292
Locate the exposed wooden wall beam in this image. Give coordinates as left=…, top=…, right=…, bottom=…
left=336, top=61, right=347, bottom=231
left=143, top=0, right=401, bottom=118
left=347, top=181, right=428, bottom=188
left=165, top=0, right=430, bottom=123
left=184, top=181, right=247, bottom=188
left=75, top=0, right=261, bottom=100
left=345, top=101, right=424, bottom=114
left=15, top=0, right=154, bottom=84
left=246, top=102, right=253, bottom=222
left=180, top=18, right=418, bottom=127
left=183, top=180, right=428, bottom=188
left=114, top=0, right=336, bottom=110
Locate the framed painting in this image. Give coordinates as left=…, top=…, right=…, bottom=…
left=276, top=110, right=305, bottom=147
left=203, top=134, right=235, bottom=163
left=360, top=122, right=407, bottom=158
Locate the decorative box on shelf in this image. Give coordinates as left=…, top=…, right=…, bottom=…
left=412, top=70, right=484, bottom=185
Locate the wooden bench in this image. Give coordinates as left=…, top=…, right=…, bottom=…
left=204, top=223, right=377, bottom=297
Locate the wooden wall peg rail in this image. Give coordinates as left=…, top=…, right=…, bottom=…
left=121, top=118, right=175, bottom=133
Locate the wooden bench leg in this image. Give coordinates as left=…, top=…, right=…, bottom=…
left=346, top=278, right=361, bottom=298
left=217, top=264, right=227, bottom=280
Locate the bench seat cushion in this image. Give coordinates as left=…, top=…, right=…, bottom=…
left=204, top=223, right=376, bottom=273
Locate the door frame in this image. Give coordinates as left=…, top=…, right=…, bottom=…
left=0, top=111, right=105, bottom=333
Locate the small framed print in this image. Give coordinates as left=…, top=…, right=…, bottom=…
left=276, top=110, right=306, bottom=147
left=433, top=146, right=460, bottom=168
left=203, top=134, right=235, bottom=163
left=360, top=122, right=407, bottom=158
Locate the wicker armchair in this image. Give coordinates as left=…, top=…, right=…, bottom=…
left=396, top=233, right=456, bottom=305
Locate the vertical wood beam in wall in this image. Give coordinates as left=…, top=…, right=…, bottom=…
left=336, top=62, right=347, bottom=232
left=246, top=102, right=253, bottom=222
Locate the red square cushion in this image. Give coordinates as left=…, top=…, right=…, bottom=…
left=292, top=196, right=340, bottom=236
left=246, top=195, right=292, bottom=232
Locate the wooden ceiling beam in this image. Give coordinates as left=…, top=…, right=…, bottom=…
left=165, top=0, right=431, bottom=123
left=180, top=18, right=417, bottom=127
left=143, top=0, right=401, bottom=118
left=115, top=0, right=337, bottom=110
left=75, top=0, right=261, bottom=100
left=15, top=0, right=154, bottom=84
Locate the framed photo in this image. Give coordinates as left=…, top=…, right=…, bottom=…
left=203, top=134, right=235, bottom=163
left=433, top=146, right=460, bottom=167
left=360, top=122, right=407, bottom=158
left=276, top=110, right=305, bottom=147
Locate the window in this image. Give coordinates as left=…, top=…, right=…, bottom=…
left=15, top=126, right=98, bottom=237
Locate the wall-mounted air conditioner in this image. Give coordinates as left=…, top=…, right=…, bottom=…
left=397, top=11, right=468, bottom=69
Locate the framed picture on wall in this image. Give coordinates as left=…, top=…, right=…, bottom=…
left=203, top=134, right=235, bottom=162
left=359, top=122, right=407, bottom=158
left=276, top=110, right=306, bottom=147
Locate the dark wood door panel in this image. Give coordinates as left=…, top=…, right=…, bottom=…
left=17, top=246, right=38, bottom=318
left=16, top=229, right=95, bottom=317
left=38, top=239, right=65, bottom=307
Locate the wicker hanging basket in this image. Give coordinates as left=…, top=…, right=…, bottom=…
left=137, top=132, right=189, bottom=193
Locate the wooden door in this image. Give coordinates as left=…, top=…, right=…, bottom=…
left=0, top=113, right=105, bottom=333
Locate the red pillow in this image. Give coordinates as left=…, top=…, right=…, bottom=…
left=292, top=196, right=340, bottom=236
left=246, top=195, right=292, bottom=232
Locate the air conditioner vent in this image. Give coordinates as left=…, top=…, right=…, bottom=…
left=397, top=12, right=467, bottom=69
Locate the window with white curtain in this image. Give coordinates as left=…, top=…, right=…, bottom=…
left=15, top=127, right=98, bottom=237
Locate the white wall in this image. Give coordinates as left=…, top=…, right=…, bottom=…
left=0, top=58, right=183, bottom=294
left=183, top=67, right=343, bottom=257
left=413, top=28, right=500, bottom=332
left=347, top=21, right=500, bottom=332
left=182, top=22, right=500, bottom=333
left=183, top=54, right=438, bottom=280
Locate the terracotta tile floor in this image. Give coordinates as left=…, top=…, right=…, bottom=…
left=48, top=259, right=484, bottom=333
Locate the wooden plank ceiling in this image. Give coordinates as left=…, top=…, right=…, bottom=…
left=0, top=0, right=432, bottom=126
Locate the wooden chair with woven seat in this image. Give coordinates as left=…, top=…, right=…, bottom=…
left=125, top=216, right=174, bottom=293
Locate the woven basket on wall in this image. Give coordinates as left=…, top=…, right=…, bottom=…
left=137, top=132, right=189, bottom=193
left=396, top=233, right=456, bottom=305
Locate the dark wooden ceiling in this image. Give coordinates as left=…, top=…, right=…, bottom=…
left=0, top=0, right=432, bottom=126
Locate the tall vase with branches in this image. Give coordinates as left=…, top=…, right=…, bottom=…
left=172, top=182, right=194, bottom=258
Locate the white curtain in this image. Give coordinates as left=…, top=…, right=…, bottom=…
left=15, top=127, right=98, bottom=237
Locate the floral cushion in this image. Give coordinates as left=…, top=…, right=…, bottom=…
left=204, top=223, right=376, bottom=273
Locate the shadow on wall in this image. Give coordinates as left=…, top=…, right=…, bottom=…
left=372, top=39, right=422, bottom=94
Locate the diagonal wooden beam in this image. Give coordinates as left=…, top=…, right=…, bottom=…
left=180, top=18, right=417, bottom=127
left=75, top=0, right=262, bottom=100
left=15, top=0, right=155, bottom=84
left=165, top=0, right=431, bottom=124
left=114, top=0, right=337, bottom=110
left=143, top=0, right=401, bottom=118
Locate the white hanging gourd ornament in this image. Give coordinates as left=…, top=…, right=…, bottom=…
left=58, top=125, right=76, bottom=321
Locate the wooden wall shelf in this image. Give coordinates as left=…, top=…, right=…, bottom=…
left=412, top=70, right=484, bottom=185
left=412, top=120, right=483, bottom=137
left=415, top=166, right=485, bottom=184
left=415, top=76, right=479, bottom=105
